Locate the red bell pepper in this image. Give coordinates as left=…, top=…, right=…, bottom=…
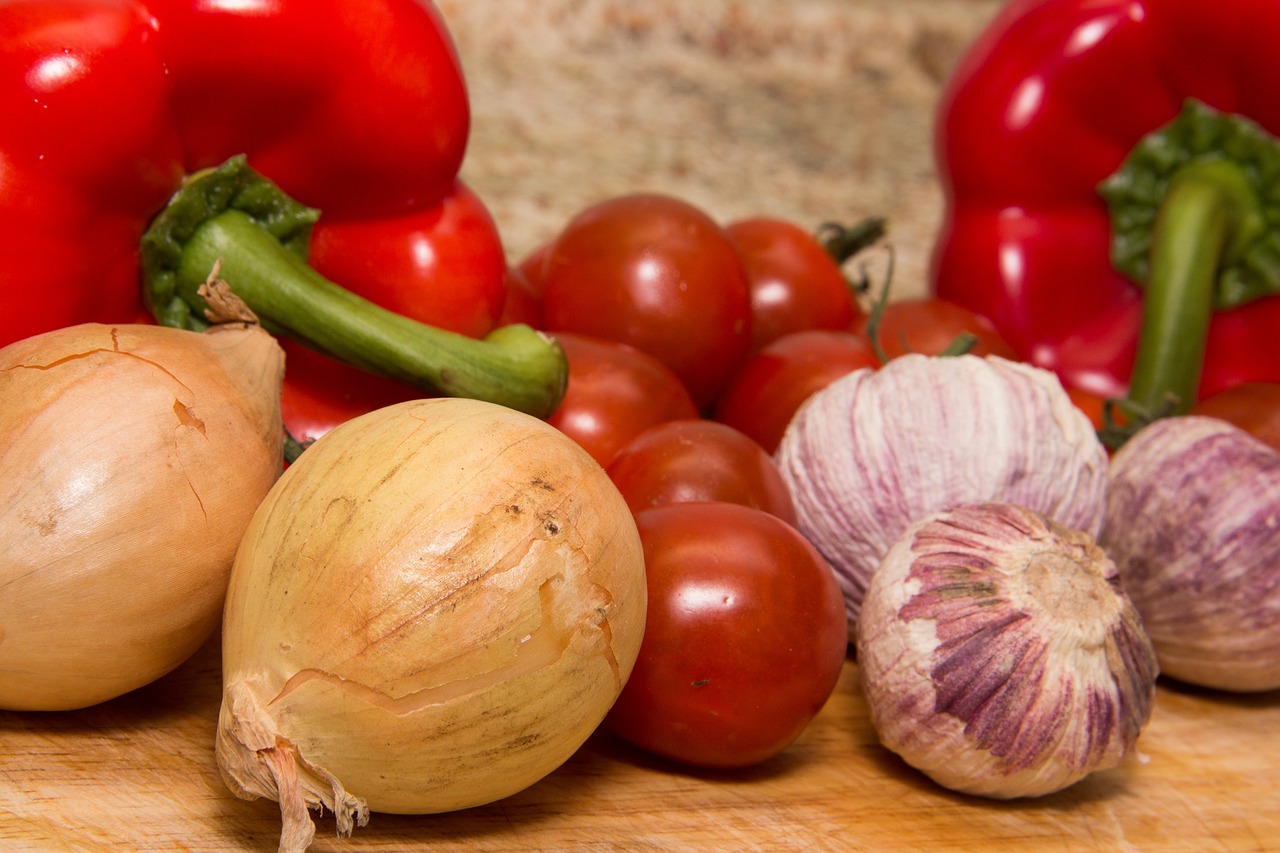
left=930, top=0, right=1280, bottom=418
left=1, top=0, right=565, bottom=427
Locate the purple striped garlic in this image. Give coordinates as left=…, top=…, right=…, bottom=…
left=775, top=354, right=1109, bottom=637
left=1102, top=415, right=1280, bottom=692
left=857, top=501, right=1158, bottom=799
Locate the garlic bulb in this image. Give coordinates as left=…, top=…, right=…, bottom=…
left=857, top=502, right=1158, bottom=798
left=0, top=319, right=283, bottom=711
left=776, top=354, right=1109, bottom=635
left=216, top=397, right=647, bottom=852
left=1102, top=415, right=1280, bottom=691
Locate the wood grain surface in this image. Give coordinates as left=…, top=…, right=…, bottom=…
left=3, top=636, right=1279, bottom=852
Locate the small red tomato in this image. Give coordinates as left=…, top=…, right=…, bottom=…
left=546, top=332, right=699, bottom=467
left=540, top=194, right=752, bottom=407
left=714, top=329, right=881, bottom=453
left=606, top=419, right=796, bottom=523
left=516, top=241, right=551, bottom=295
left=1066, top=386, right=1107, bottom=433
left=309, top=180, right=507, bottom=339
left=606, top=502, right=848, bottom=769
left=496, top=265, right=543, bottom=328
left=856, top=297, right=1018, bottom=360
left=725, top=216, right=859, bottom=352
left=1191, top=382, right=1280, bottom=453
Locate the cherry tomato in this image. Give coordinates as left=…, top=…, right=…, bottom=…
left=545, top=332, right=699, bottom=467
left=1066, top=386, right=1107, bottom=433
left=540, top=194, right=752, bottom=407
left=714, top=330, right=881, bottom=453
left=516, top=241, right=551, bottom=296
left=856, top=297, right=1018, bottom=360
left=606, top=420, right=796, bottom=524
left=497, top=265, right=543, bottom=328
left=1191, top=382, right=1280, bottom=453
left=725, top=216, right=860, bottom=352
left=606, top=502, right=848, bottom=769
left=309, top=180, right=507, bottom=339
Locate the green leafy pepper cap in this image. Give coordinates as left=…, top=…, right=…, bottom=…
left=1099, top=98, right=1280, bottom=309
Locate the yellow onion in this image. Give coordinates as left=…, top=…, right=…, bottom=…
left=215, top=397, right=647, bottom=852
left=0, top=304, right=284, bottom=711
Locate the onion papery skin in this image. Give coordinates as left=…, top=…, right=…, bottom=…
left=776, top=354, right=1109, bottom=636
left=857, top=502, right=1158, bottom=799
left=0, top=322, right=284, bottom=711
left=215, top=397, right=647, bottom=850
left=1102, top=416, right=1280, bottom=692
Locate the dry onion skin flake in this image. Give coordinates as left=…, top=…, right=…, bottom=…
left=776, top=353, right=1109, bottom=635
left=856, top=502, right=1158, bottom=799
left=0, top=317, right=284, bottom=711
left=215, top=397, right=647, bottom=852
left=1102, top=415, right=1280, bottom=691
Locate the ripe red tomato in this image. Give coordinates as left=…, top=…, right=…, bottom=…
left=714, top=329, right=881, bottom=453
left=309, top=180, right=507, bottom=340
left=606, top=502, right=848, bottom=769
left=545, top=332, right=699, bottom=467
left=606, top=420, right=796, bottom=523
left=1066, top=386, right=1107, bottom=433
left=496, top=265, right=543, bottom=328
left=855, top=297, right=1018, bottom=360
left=1191, top=382, right=1280, bottom=453
left=539, top=194, right=752, bottom=407
left=725, top=216, right=860, bottom=352
left=516, top=241, right=551, bottom=296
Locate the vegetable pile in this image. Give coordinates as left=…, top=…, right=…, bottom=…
left=3, top=0, right=1280, bottom=848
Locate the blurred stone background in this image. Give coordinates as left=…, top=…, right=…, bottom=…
left=436, top=0, right=1003, bottom=299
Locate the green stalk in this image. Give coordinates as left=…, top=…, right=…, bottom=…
left=142, top=156, right=567, bottom=419
left=1127, top=159, right=1263, bottom=415
left=1098, top=99, right=1280, bottom=442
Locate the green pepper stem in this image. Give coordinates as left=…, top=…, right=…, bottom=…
left=1128, top=159, right=1264, bottom=415
left=142, top=156, right=566, bottom=419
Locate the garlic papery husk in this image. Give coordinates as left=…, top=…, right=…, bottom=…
left=216, top=397, right=647, bottom=852
left=776, top=353, right=1109, bottom=636
left=1102, top=415, right=1280, bottom=692
left=856, top=501, right=1158, bottom=799
left=0, top=318, right=284, bottom=711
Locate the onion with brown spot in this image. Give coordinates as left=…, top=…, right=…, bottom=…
left=0, top=310, right=284, bottom=711
left=215, top=397, right=647, bottom=852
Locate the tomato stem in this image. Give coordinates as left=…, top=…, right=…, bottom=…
left=861, top=245, right=976, bottom=363
left=142, top=156, right=567, bottom=419
left=816, top=217, right=887, bottom=266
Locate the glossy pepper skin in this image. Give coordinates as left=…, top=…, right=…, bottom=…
left=0, top=0, right=471, bottom=350
left=931, top=0, right=1280, bottom=403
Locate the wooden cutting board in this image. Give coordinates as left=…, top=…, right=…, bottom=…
left=3, top=636, right=1278, bottom=852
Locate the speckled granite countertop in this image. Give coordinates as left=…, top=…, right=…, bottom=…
left=437, top=0, right=1002, bottom=299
